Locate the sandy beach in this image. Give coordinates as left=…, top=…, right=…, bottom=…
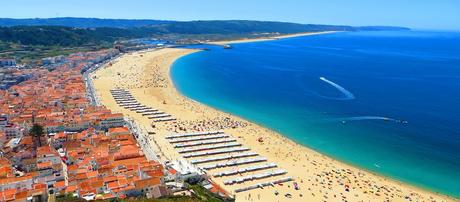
left=210, top=31, right=340, bottom=45
left=90, top=46, right=456, bottom=202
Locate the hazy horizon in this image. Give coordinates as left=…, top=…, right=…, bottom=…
left=2, top=0, right=460, bottom=31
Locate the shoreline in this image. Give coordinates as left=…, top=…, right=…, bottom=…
left=170, top=58, right=457, bottom=200
left=210, top=31, right=340, bottom=45
left=91, top=47, right=457, bottom=201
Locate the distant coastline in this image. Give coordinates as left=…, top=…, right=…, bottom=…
left=170, top=31, right=460, bottom=200
left=91, top=38, right=457, bottom=200
left=210, top=31, right=341, bottom=45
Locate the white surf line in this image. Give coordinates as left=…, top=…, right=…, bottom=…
left=319, top=76, right=355, bottom=100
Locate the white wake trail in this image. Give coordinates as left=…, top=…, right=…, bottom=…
left=319, top=76, right=355, bottom=100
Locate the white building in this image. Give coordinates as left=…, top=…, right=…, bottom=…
left=3, top=124, right=24, bottom=139
left=0, top=59, right=16, bottom=67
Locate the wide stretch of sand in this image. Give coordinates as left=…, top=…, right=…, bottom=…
left=91, top=47, right=456, bottom=202
left=210, top=31, right=340, bottom=45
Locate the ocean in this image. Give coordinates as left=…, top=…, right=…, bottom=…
left=171, top=31, right=460, bottom=198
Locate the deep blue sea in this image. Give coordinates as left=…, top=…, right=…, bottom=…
left=171, top=31, right=460, bottom=198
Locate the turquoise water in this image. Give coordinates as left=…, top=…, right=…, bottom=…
left=171, top=31, right=460, bottom=198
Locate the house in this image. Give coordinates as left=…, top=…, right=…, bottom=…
left=44, top=122, right=65, bottom=134
left=51, top=132, right=67, bottom=148
left=0, top=116, right=7, bottom=128
left=0, top=59, right=16, bottom=67
left=0, top=49, right=180, bottom=200
left=36, top=146, right=65, bottom=187
left=0, top=158, right=13, bottom=178
left=65, top=120, right=91, bottom=132
left=108, top=127, right=130, bottom=136
left=2, top=124, right=24, bottom=139
left=36, top=146, right=61, bottom=165
left=150, top=185, right=170, bottom=199
left=169, top=160, right=205, bottom=182
left=98, top=113, right=125, bottom=129
left=42, top=56, right=65, bottom=66
left=0, top=174, right=35, bottom=192
left=0, top=132, right=6, bottom=148
left=134, top=177, right=168, bottom=198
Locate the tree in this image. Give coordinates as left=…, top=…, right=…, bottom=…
left=30, top=124, right=44, bottom=148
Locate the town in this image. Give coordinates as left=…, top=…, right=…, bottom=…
left=0, top=48, right=230, bottom=201
left=1, top=6, right=458, bottom=201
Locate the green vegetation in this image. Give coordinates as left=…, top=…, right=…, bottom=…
left=0, top=21, right=353, bottom=47
left=55, top=195, right=220, bottom=202
left=110, top=184, right=233, bottom=202
left=152, top=20, right=352, bottom=35
left=0, top=26, right=126, bottom=63
left=0, top=17, right=171, bottom=28
left=0, top=41, right=110, bottom=64
left=56, top=194, right=87, bottom=202
left=0, top=19, right=409, bottom=64
left=56, top=194, right=200, bottom=202
left=187, top=184, right=232, bottom=202
left=55, top=184, right=233, bottom=202
left=0, top=26, right=138, bottom=46
left=29, top=124, right=44, bottom=148
left=0, top=22, right=337, bottom=64
left=0, top=20, right=410, bottom=47
left=112, top=196, right=201, bottom=202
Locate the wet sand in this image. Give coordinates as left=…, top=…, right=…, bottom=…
left=91, top=48, right=456, bottom=202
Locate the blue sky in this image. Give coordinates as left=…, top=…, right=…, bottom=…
left=2, top=0, right=460, bottom=30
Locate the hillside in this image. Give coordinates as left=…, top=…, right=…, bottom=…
left=150, top=20, right=355, bottom=34
left=0, top=20, right=410, bottom=47
left=0, top=17, right=171, bottom=28
left=0, top=18, right=410, bottom=63
left=0, top=21, right=355, bottom=47
left=0, top=26, right=145, bottom=46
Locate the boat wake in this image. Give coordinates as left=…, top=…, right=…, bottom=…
left=337, top=116, right=397, bottom=122
left=295, top=75, right=356, bottom=101
left=319, top=77, right=355, bottom=100
left=324, top=116, right=409, bottom=124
